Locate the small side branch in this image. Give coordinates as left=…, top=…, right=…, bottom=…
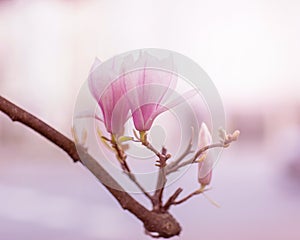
left=163, top=188, right=183, bottom=211
left=110, top=138, right=153, bottom=203
left=172, top=189, right=204, bottom=205
left=166, top=143, right=225, bottom=174
left=166, top=133, right=194, bottom=173
left=152, top=146, right=170, bottom=212
left=127, top=172, right=153, bottom=202
left=133, top=131, right=172, bottom=212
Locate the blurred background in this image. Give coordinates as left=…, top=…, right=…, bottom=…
left=1, top=0, right=300, bottom=239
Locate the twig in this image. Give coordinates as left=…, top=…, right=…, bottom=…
left=166, top=133, right=194, bottom=173
left=141, top=137, right=161, bottom=157
left=126, top=172, right=153, bottom=202
left=133, top=130, right=165, bottom=159
left=169, top=187, right=219, bottom=208
left=0, top=95, right=181, bottom=238
left=166, top=143, right=225, bottom=174
left=172, top=188, right=206, bottom=205
left=103, top=132, right=154, bottom=203
left=133, top=132, right=171, bottom=211
left=163, top=188, right=183, bottom=211
left=152, top=146, right=170, bottom=212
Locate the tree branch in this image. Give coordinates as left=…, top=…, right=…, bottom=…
left=0, top=95, right=181, bottom=238
left=0, top=96, right=80, bottom=162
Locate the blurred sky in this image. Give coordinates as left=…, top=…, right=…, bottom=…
left=0, top=0, right=300, bottom=240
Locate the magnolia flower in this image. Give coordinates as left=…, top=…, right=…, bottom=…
left=122, top=52, right=177, bottom=132
left=88, top=58, right=129, bottom=137
left=89, top=52, right=181, bottom=135
left=88, top=52, right=196, bottom=142
left=197, top=122, right=213, bottom=187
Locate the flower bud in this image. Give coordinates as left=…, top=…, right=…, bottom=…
left=198, top=167, right=212, bottom=186
left=197, top=123, right=213, bottom=186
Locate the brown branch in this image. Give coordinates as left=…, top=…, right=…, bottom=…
left=0, top=95, right=181, bottom=238
left=167, top=187, right=213, bottom=208
left=0, top=96, right=80, bottom=162
left=163, top=188, right=183, bottom=211
left=171, top=188, right=204, bottom=205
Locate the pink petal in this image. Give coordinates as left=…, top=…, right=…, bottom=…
left=124, top=77, right=176, bottom=131
left=198, top=167, right=212, bottom=186
left=88, top=58, right=130, bottom=135
left=88, top=58, right=102, bottom=102
left=98, top=75, right=129, bottom=134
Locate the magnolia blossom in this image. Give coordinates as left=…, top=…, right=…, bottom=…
left=122, top=52, right=177, bottom=132
left=197, top=122, right=213, bottom=187
left=88, top=52, right=179, bottom=136
left=88, top=58, right=129, bottom=136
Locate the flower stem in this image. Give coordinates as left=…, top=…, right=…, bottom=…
left=171, top=188, right=205, bottom=205
left=166, top=142, right=225, bottom=174
left=111, top=136, right=153, bottom=202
